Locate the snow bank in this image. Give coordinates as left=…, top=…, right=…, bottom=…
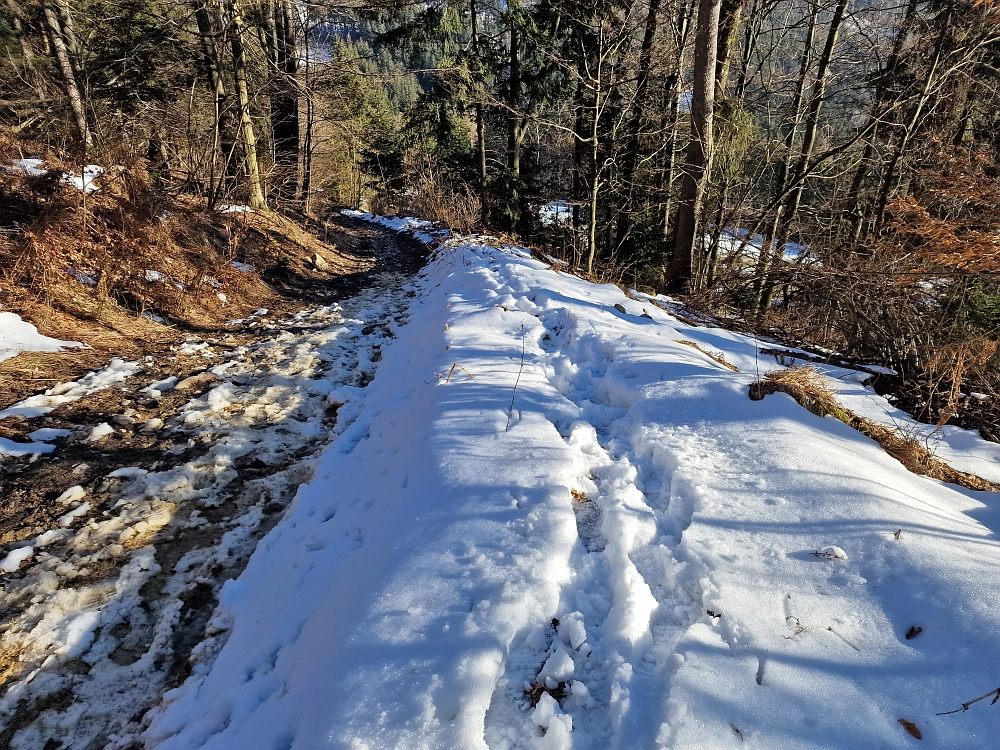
left=0, top=311, right=83, bottom=364
left=146, top=216, right=1000, bottom=750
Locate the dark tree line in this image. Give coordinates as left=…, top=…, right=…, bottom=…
left=2, top=0, right=1000, bottom=386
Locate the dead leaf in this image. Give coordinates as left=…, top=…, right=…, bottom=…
left=898, top=718, right=922, bottom=739
left=905, top=625, right=923, bottom=640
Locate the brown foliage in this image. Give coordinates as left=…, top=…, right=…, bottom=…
left=882, top=152, right=1000, bottom=273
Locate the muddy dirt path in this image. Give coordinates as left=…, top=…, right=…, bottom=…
left=0, top=215, right=426, bottom=749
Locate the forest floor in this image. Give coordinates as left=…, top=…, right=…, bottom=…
left=1, top=210, right=999, bottom=750
left=0, top=212, right=427, bottom=748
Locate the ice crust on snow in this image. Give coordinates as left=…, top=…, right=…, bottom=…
left=143, top=213, right=1000, bottom=750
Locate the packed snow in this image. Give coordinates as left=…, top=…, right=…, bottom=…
left=137, top=214, right=1000, bottom=750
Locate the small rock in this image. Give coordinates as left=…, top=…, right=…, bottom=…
left=312, top=253, right=329, bottom=271
left=113, top=414, right=135, bottom=426
left=613, top=303, right=627, bottom=314
left=175, top=372, right=220, bottom=391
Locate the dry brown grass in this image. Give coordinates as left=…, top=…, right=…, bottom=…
left=750, top=366, right=1000, bottom=492
left=0, top=135, right=371, bottom=354
left=676, top=340, right=741, bottom=371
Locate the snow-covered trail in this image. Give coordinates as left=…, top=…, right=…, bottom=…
left=0, top=223, right=424, bottom=749
left=144, top=216, right=1000, bottom=750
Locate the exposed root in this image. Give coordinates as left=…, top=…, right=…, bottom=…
left=750, top=366, right=1000, bottom=492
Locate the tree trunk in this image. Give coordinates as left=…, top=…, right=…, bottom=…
left=715, top=0, right=747, bottom=96
left=844, top=0, right=918, bottom=241
left=733, top=0, right=762, bottom=99
left=660, top=0, right=694, bottom=236
left=263, top=0, right=300, bottom=202
left=507, top=0, right=521, bottom=175
left=572, top=74, right=587, bottom=235
left=194, top=0, right=238, bottom=204
left=750, top=0, right=817, bottom=307
left=41, top=0, right=90, bottom=147
left=302, top=31, right=314, bottom=211
left=5, top=0, right=38, bottom=82
left=759, top=0, right=847, bottom=310
left=587, top=99, right=601, bottom=275
left=228, top=0, right=267, bottom=210
left=667, top=0, right=722, bottom=293
left=872, top=8, right=952, bottom=234
left=701, top=0, right=748, bottom=288
left=615, top=0, right=662, bottom=252
left=471, top=0, right=489, bottom=227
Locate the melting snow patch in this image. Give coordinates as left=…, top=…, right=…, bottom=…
left=0, top=546, right=34, bottom=573
left=107, top=467, right=149, bottom=479
left=27, top=427, right=72, bottom=442
left=0, top=437, right=55, bottom=457
left=55, top=485, right=86, bottom=505
left=86, top=423, right=114, bottom=441
left=0, top=311, right=83, bottom=363
left=231, top=261, right=254, bottom=273
left=5, top=158, right=46, bottom=176
left=54, top=611, right=100, bottom=656
left=57, top=503, right=90, bottom=526
left=0, top=358, right=141, bottom=419
left=62, top=165, right=103, bottom=193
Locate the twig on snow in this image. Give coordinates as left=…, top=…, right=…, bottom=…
left=506, top=324, right=525, bottom=432
left=445, top=363, right=474, bottom=383
left=937, top=687, right=1000, bottom=715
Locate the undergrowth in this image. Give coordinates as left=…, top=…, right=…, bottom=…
left=750, top=366, right=999, bottom=492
